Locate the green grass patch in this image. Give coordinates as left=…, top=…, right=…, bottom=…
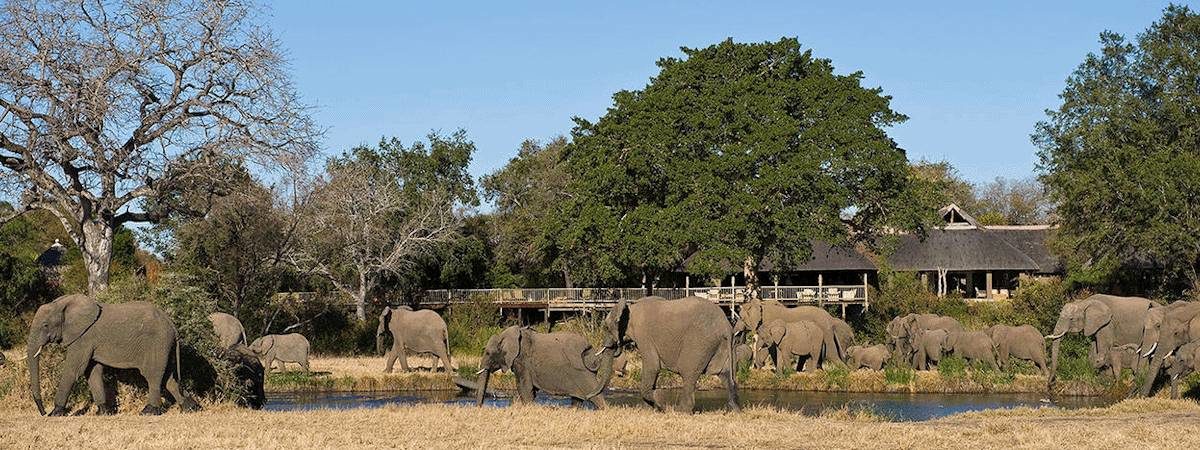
left=883, top=363, right=915, bottom=386
left=937, top=356, right=967, bottom=380
left=822, top=364, right=850, bottom=390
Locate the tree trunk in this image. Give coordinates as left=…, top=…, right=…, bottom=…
left=562, top=268, right=573, bottom=290
left=354, top=270, right=369, bottom=322
left=79, top=219, right=114, bottom=295
left=743, top=256, right=759, bottom=302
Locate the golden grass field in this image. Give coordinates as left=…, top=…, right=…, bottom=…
left=3, top=351, right=1199, bottom=448
left=0, top=399, right=1198, bottom=449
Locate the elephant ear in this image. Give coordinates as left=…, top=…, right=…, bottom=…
left=605, top=299, right=630, bottom=345
left=60, top=295, right=101, bottom=346
left=501, top=327, right=524, bottom=370
left=765, top=321, right=786, bottom=344
left=1083, top=302, right=1112, bottom=336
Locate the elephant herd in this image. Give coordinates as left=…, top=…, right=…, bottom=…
left=22, top=291, right=1200, bottom=417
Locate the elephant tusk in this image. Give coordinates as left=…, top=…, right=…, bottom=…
left=1044, top=332, right=1065, bottom=340
left=594, top=349, right=607, bottom=356
left=1143, top=342, right=1158, bottom=358
left=475, top=368, right=487, bottom=375
left=32, top=347, right=42, bottom=359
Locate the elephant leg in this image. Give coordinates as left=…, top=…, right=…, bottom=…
left=86, top=363, right=116, bottom=415
left=301, top=358, right=311, bottom=373
left=165, top=374, right=200, bottom=412
left=1170, top=376, right=1179, bottom=399
left=590, top=394, right=607, bottom=410
left=516, top=373, right=535, bottom=404
left=138, top=363, right=168, bottom=415
left=383, top=343, right=399, bottom=373
left=676, top=371, right=700, bottom=413
left=438, top=350, right=452, bottom=373
left=638, top=351, right=663, bottom=410
left=823, top=331, right=841, bottom=364
left=50, top=350, right=92, bottom=416
left=397, top=351, right=411, bottom=372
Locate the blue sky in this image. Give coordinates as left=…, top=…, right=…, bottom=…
left=268, top=1, right=1187, bottom=186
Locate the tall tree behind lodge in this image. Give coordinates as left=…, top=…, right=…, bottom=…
left=565, top=38, right=942, bottom=292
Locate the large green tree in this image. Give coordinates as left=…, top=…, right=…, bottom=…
left=482, top=137, right=577, bottom=287
left=1035, top=5, right=1200, bottom=292
left=566, top=38, right=939, bottom=291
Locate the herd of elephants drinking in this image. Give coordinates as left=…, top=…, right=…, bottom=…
left=19, top=291, right=1200, bottom=415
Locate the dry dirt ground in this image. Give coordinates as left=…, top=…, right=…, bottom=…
left=1, top=399, right=1198, bottom=449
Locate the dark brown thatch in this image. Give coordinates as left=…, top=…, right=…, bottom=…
left=887, top=229, right=1040, bottom=272
left=988, top=227, right=1063, bottom=274
left=759, top=241, right=876, bottom=272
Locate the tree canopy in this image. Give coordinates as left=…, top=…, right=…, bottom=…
left=1035, top=5, right=1200, bottom=292
left=565, top=38, right=940, bottom=287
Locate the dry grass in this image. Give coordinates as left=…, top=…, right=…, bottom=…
left=0, top=399, right=1197, bottom=449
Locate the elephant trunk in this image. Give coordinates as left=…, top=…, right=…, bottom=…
left=376, top=308, right=391, bottom=355
left=1137, top=355, right=1164, bottom=397
left=589, top=347, right=616, bottom=398
left=27, top=338, right=46, bottom=416
left=475, top=370, right=491, bottom=407
left=1048, top=337, right=1061, bottom=387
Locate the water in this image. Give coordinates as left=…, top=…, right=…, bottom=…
left=264, top=389, right=1113, bottom=422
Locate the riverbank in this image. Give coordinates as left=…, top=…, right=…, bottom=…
left=262, top=356, right=1116, bottom=397
left=0, top=398, right=1196, bottom=448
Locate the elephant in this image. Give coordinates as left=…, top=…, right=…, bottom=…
left=986, top=324, right=1049, bottom=375
left=830, top=318, right=857, bottom=361
left=911, top=328, right=949, bottom=370
left=1134, top=301, right=1200, bottom=396
left=376, top=306, right=452, bottom=373
left=207, top=312, right=247, bottom=349
left=613, top=351, right=629, bottom=377
left=474, top=326, right=614, bottom=408
left=249, top=333, right=311, bottom=373
left=944, top=331, right=998, bottom=368
left=26, top=294, right=199, bottom=416
left=1162, top=340, right=1200, bottom=399
left=604, top=296, right=741, bottom=413
left=1045, top=294, right=1153, bottom=387
left=762, top=319, right=824, bottom=374
left=738, top=298, right=846, bottom=366
left=1097, top=344, right=1144, bottom=377
left=224, top=344, right=266, bottom=409
left=887, top=313, right=964, bottom=367
left=846, top=344, right=890, bottom=371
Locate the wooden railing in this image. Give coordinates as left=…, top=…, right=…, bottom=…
left=417, top=285, right=868, bottom=310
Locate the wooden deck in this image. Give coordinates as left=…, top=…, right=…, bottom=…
left=417, top=285, right=869, bottom=313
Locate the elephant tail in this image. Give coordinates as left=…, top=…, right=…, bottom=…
left=241, top=328, right=248, bottom=347
left=175, top=337, right=182, bottom=380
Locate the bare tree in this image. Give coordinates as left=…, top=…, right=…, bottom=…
left=290, top=147, right=465, bottom=321
left=0, top=0, right=317, bottom=293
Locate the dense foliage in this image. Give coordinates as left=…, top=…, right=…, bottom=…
left=565, top=38, right=942, bottom=287
left=1035, top=5, right=1200, bottom=295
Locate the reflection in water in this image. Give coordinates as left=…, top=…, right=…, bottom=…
left=264, top=389, right=1113, bottom=422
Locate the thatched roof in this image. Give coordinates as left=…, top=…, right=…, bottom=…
left=887, top=229, right=1041, bottom=272
left=987, top=226, right=1063, bottom=274
left=759, top=241, right=876, bottom=272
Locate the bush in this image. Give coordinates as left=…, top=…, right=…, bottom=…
left=823, top=364, right=850, bottom=390
left=446, top=294, right=504, bottom=356
left=938, top=355, right=967, bottom=379
left=98, top=273, right=246, bottom=404
left=883, top=362, right=915, bottom=385
left=308, top=312, right=377, bottom=356
left=1053, top=334, right=1100, bottom=383
left=1010, top=277, right=1073, bottom=333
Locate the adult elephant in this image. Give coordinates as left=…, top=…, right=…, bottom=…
left=474, top=326, right=614, bottom=408
left=762, top=319, right=824, bottom=374
left=603, top=296, right=740, bottom=413
left=987, top=324, right=1049, bottom=376
left=944, top=331, right=998, bottom=368
left=376, top=306, right=452, bottom=373
left=1133, top=301, right=1200, bottom=397
left=207, top=312, right=247, bottom=349
left=830, top=318, right=857, bottom=361
left=27, top=294, right=199, bottom=416
left=1045, top=294, right=1153, bottom=387
left=739, top=298, right=845, bottom=365
left=887, top=314, right=964, bottom=366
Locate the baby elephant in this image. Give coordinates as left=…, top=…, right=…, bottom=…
left=912, top=328, right=949, bottom=370
left=249, top=333, right=311, bottom=373
left=1163, top=341, right=1200, bottom=399
left=986, top=324, right=1049, bottom=376
left=763, top=319, right=824, bottom=374
left=846, top=344, right=890, bottom=371
left=944, top=331, right=998, bottom=368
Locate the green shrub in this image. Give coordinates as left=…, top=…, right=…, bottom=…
left=883, top=362, right=915, bottom=385
left=446, top=294, right=504, bottom=356
left=308, top=312, right=378, bottom=356
left=736, top=359, right=752, bottom=384
left=1010, top=277, right=1072, bottom=333
left=823, top=364, right=850, bottom=390
left=1052, top=335, right=1100, bottom=383
left=938, top=355, right=967, bottom=379
left=969, top=361, right=1013, bottom=386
